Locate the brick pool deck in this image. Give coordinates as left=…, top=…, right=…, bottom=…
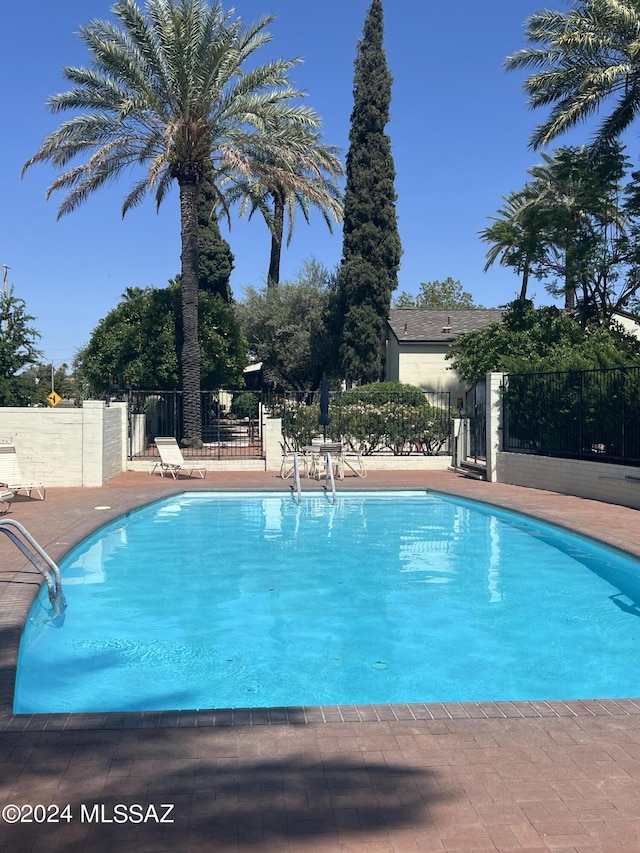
left=1, top=469, right=640, bottom=851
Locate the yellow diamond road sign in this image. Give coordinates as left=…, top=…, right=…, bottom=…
left=47, top=391, right=62, bottom=407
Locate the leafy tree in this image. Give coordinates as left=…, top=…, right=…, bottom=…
left=337, top=0, right=402, bottom=384
left=393, top=292, right=419, bottom=309
left=21, top=363, right=79, bottom=401
left=0, top=289, right=43, bottom=406
left=505, top=1, right=640, bottom=151
left=230, top=391, right=259, bottom=419
left=228, top=118, right=344, bottom=287
left=77, top=284, right=247, bottom=394
left=394, top=278, right=482, bottom=309
left=447, top=299, right=640, bottom=383
left=237, top=260, right=336, bottom=392
left=23, top=0, right=324, bottom=445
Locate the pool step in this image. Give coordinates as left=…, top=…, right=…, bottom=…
left=459, top=461, right=487, bottom=481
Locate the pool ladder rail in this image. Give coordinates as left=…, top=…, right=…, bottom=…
left=0, top=519, right=67, bottom=617
left=291, top=451, right=336, bottom=504
left=293, top=452, right=302, bottom=503
left=324, top=451, right=337, bottom=503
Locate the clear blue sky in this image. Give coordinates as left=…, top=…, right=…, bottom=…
left=0, top=0, right=587, bottom=366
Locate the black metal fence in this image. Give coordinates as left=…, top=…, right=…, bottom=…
left=128, top=390, right=263, bottom=459
left=464, top=380, right=486, bottom=462
left=278, top=388, right=452, bottom=456
left=502, top=367, right=640, bottom=466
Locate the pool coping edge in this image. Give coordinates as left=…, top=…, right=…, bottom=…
left=3, top=697, right=640, bottom=733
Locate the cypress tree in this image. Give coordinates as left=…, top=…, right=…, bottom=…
left=338, top=0, right=401, bottom=384
left=197, top=167, right=235, bottom=302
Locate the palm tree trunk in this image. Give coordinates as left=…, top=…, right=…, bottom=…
left=267, top=193, right=285, bottom=288
left=564, top=222, right=577, bottom=311
left=564, top=252, right=576, bottom=311
left=519, top=261, right=530, bottom=301
left=178, top=175, right=202, bottom=447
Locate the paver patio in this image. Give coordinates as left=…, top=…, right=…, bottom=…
left=1, top=469, right=640, bottom=852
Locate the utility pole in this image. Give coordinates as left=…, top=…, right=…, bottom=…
left=2, top=265, right=8, bottom=333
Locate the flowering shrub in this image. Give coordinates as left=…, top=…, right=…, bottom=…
left=280, top=398, right=323, bottom=449
left=281, top=383, right=452, bottom=455
left=335, top=399, right=450, bottom=455
left=406, top=404, right=452, bottom=455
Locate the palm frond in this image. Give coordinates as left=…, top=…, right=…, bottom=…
left=23, top=0, right=341, bottom=245
left=506, top=0, right=640, bottom=149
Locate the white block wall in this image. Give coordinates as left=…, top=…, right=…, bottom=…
left=0, top=401, right=127, bottom=487
left=497, top=452, right=640, bottom=510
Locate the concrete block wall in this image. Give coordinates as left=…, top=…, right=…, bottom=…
left=496, top=452, right=640, bottom=510
left=81, top=402, right=128, bottom=487
left=0, top=402, right=127, bottom=487
left=0, top=408, right=84, bottom=486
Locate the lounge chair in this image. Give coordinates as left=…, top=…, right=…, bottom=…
left=150, top=437, right=207, bottom=479
left=0, top=490, right=13, bottom=512
left=0, top=445, right=45, bottom=500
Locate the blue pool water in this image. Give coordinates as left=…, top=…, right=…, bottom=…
left=14, top=491, right=640, bottom=713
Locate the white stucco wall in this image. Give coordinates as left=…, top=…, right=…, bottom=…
left=615, top=314, right=640, bottom=339
left=385, top=336, right=467, bottom=398
left=394, top=343, right=466, bottom=398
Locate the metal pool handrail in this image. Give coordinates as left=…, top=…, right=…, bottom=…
left=0, top=519, right=66, bottom=613
left=293, top=452, right=302, bottom=504
left=325, top=452, right=336, bottom=503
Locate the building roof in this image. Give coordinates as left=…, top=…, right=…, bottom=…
left=388, top=308, right=506, bottom=343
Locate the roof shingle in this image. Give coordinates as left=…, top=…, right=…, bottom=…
left=388, top=308, right=505, bottom=342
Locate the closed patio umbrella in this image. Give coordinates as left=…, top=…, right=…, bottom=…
left=318, top=374, right=330, bottom=440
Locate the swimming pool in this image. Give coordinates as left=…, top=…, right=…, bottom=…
left=14, top=490, right=640, bottom=714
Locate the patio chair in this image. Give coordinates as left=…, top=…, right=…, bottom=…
left=279, top=442, right=295, bottom=479
left=0, top=490, right=13, bottom=513
left=0, top=445, right=45, bottom=500
left=309, top=441, right=367, bottom=480
left=280, top=442, right=310, bottom=479
left=310, top=442, right=344, bottom=480
left=343, top=449, right=367, bottom=478
left=150, top=437, right=207, bottom=479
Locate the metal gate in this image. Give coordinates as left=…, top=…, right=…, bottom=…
left=465, top=380, right=486, bottom=462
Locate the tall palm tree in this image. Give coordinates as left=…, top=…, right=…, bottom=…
left=505, top=1, right=640, bottom=150
left=227, top=119, right=343, bottom=287
left=22, top=0, right=321, bottom=445
left=480, top=190, right=543, bottom=301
